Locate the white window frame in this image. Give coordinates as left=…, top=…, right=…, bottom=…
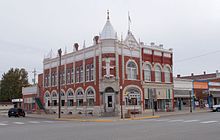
left=144, top=64, right=151, bottom=81
left=127, top=61, right=138, bottom=80
left=155, top=65, right=162, bottom=82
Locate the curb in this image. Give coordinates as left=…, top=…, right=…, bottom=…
left=128, top=115, right=160, bottom=120
left=55, top=118, right=114, bottom=122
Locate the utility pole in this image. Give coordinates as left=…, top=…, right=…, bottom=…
left=32, top=68, right=36, bottom=85
left=58, top=49, right=62, bottom=119
left=190, top=91, right=192, bottom=113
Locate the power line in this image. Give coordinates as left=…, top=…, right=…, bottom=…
left=175, top=49, right=220, bottom=63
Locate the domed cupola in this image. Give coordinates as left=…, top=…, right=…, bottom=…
left=100, top=10, right=117, bottom=40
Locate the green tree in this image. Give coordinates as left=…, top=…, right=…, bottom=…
left=0, top=68, right=29, bottom=100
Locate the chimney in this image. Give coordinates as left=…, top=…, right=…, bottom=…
left=216, top=70, right=219, bottom=77
left=150, top=42, right=155, bottom=46
left=177, top=74, right=181, bottom=78
left=203, top=71, right=206, bottom=75
left=159, top=44, right=163, bottom=48
left=74, top=43, right=79, bottom=51
left=191, top=73, right=194, bottom=76
left=93, top=36, right=99, bottom=45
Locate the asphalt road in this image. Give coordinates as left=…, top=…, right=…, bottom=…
left=0, top=112, right=220, bottom=140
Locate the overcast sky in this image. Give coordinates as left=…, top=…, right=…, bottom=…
left=0, top=0, right=220, bottom=83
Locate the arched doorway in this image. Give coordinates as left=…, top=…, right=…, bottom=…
left=104, top=87, right=115, bottom=113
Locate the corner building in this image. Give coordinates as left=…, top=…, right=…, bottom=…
left=39, top=13, right=174, bottom=116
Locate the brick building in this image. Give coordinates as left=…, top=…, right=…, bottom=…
left=38, top=12, right=174, bottom=116
left=178, top=70, right=220, bottom=108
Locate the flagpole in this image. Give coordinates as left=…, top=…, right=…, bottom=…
left=128, top=11, right=131, bottom=32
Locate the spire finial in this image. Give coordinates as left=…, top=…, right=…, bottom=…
left=107, top=10, right=110, bottom=20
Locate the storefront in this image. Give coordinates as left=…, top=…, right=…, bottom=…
left=209, top=82, right=220, bottom=106
left=193, top=81, right=209, bottom=108
left=174, top=78, right=192, bottom=110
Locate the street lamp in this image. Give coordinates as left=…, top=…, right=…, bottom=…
left=58, top=48, right=62, bottom=118
left=120, top=86, right=123, bottom=119
left=189, top=91, right=192, bottom=113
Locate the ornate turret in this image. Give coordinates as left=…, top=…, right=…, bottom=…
left=100, top=10, right=117, bottom=40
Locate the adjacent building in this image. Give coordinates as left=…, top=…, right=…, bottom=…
left=38, top=12, right=174, bottom=116
left=178, top=70, right=220, bottom=108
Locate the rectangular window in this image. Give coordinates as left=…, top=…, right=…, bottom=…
left=47, top=100, right=50, bottom=106
left=54, top=73, right=57, bottom=86
left=71, top=68, right=74, bottom=83
left=86, top=65, right=90, bottom=82
left=90, top=64, right=94, bottom=81
left=66, top=69, right=71, bottom=84
left=67, top=99, right=74, bottom=106
left=144, top=70, right=151, bottom=81
left=51, top=73, right=54, bottom=86
left=76, top=67, right=79, bottom=83
left=52, top=100, right=57, bottom=106
left=61, top=100, right=65, bottom=106
left=77, top=99, right=83, bottom=106
left=87, top=98, right=94, bottom=106
left=79, top=66, right=83, bottom=82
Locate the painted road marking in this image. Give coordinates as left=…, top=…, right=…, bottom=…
left=200, top=121, right=218, bottom=124
left=0, top=123, right=8, bottom=126
left=28, top=121, right=40, bottom=124
left=13, top=122, right=25, bottom=125
left=168, top=120, right=184, bottom=122
left=154, top=119, right=171, bottom=122
left=183, top=120, right=199, bottom=123
left=43, top=121, right=55, bottom=123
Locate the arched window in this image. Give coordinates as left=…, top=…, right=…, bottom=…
left=86, top=88, right=95, bottom=106
left=125, top=88, right=141, bottom=106
left=60, top=92, right=65, bottom=96
left=45, top=93, right=50, bottom=97
left=51, top=92, right=57, bottom=106
left=155, top=65, right=162, bottom=82
left=144, top=64, right=151, bottom=81
left=67, top=90, right=74, bottom=107
left=127, top=61, right=137, bottom=80
left=44, top=92, right=50, bottom=107
left=164, top=66, right=171, bottom=83
left=52, top=92, right=57, bottom=97
left=60, top=91, right=65, bottom=106
left=67, top=90, right=74, bottom=96
left=76, top=89, right=84, bottom=107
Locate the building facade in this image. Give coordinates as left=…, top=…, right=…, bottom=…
left=178, top=70, right=220, bottom=108
left=38, top=13, right=174, bottom=116
left=22, top=86, right=38, bottom=112
left=174, top=78, right=192, bottom=110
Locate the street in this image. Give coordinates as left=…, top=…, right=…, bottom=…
left=0, top=112, right=220, bottom=140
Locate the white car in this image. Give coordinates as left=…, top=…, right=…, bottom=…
left=212, top=104, right=220, bottom=112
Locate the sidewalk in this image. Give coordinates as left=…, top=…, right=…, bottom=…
left=23, top=108, right=211, bottom=122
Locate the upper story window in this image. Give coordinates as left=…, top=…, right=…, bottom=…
left=143, top=64, right=151, bottom=81
left=86, top=65, right=90, bottom=82
left=60, top=71, right=65, bottom=85
left=71, top=68, right=74, bottom=83
left=90, top=64, right=94, bottom=81
left=79, top=66, right=83, bottom=82
left=76, top=67, right=79, bottom=83
left=66, top=69, right=71, bottom=84
left=44, top=74, right=50, bottom=87
left=126, top=61, right=137, bottom=80
left=85, top=64, right=94, bottom=82
left=155, top=65, right=162, bottom=82
left=164, top=66, right=171, bottom=83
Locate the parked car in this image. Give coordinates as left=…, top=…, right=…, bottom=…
left=8, top=108, right=25, bottom=117
left=212, top=105, right=220, bottom=112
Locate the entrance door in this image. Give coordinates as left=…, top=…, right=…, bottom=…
left=105, top=93, right=115, bottom=112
